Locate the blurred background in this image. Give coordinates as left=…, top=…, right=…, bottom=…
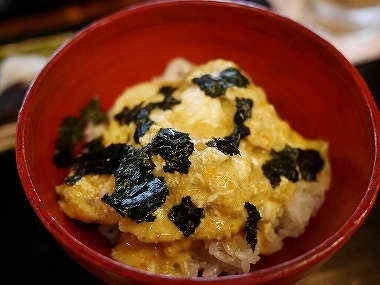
left=0, top=0, right=379, bottom=284
left=0, top=0, right=144, bottom=45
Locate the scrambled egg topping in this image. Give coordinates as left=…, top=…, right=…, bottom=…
left=56, top=59, right=330, bottom=276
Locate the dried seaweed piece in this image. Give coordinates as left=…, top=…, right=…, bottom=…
left=206, top=137, right=240, bottom=155
left=234, top=97, right=253, bottom=124
left=146, top=128, right=194, bottom=174
left=64, top=143, right=121, bottom=185
left=157, top=86, right=180, bottom=110
left=114, top=86, right=180, bottom=143
left=54, top=146, right=75, bottom=169
left=102, top=144, right=168, bottom=223
left=244, top=202, right=261, bottom=250
left=64, top=167, right=86, bottom=186
left=296, top=149, right=324, bottom=181
left=262, top=145, right=324, bottom=188
left=114, top=104, right=143, bottom=125
left=63, top=139, right=168, bottom=223
left=168, top=196, right=204, bottom=238
left=262, top=146, right=299, bottom=188
left=225, top=98, right=253, bottom=147
left=80, top=97, right=107, bottom=125
left=82, top=136, right=105, bottom=153
left=133, top=103, right=155, bottom=143
left=192, top=67, right=249, bottom=97
left=105, top=174, right=168, bottom=223
left=225, top=124, right=251, bottom=147
left=205, top=98, right=252, bottom=155
left=64, top=141, right=154, bottom=185
left=53, top=97, right=107, bottom=168
left=53, top=116, right=85, bottom=168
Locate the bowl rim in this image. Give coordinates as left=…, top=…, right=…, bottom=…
left=16, top=0, right=380, bottom=283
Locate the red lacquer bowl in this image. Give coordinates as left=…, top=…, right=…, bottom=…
left=16, top=0, right=380, bottom=284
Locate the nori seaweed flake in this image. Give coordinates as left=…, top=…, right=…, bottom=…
left=234, top=97, right=253, bottom=124
left=262, top=146, right=299, bottom=188
left=62, top=137, right=168, bottom=223
left=244, top=202, right=261, bottom=250
left=53, top=97, right=107, bottom=168
left=205, top=97, right=253, bottom=155
left=159, top=86, right=177, bottom=97
left=80, top=97, right=107, bottom=125
left=114, top=104, right=143, bottom=125
left=64, top=143, right=127, bottom=185
left=206, top=137, right=240, bottom=156
left=113, top=86, right=181, bottom=143
left=225, top=97, right=253, bottom=147
left=262, top=145, right=324, bottom=188
left=53, top=116, right=84, bottom=168
left=133, top=103, right=155, bottom=144
left=296, top=149, right=325, bottom=181
left=81, top=136, right=105, bottom=154
left=192, top=67, right=249, bottom=97
left=157, top=86, right=180, bottom=110
left=101, top=144, right=168, bottom=223
left=168, top=196, right=204, bottom=238
left=114, top=103, right=155, bottom=143
left=145, top=128, right=194, bottom=174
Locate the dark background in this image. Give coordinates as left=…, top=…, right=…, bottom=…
left=0, top=0, right=379, bottom=284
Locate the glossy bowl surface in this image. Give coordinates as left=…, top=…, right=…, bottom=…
left=16, top=0, right=380, bottom=284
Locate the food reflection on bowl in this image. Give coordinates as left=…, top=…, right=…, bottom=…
left=16, top=0, right=379, bottom=284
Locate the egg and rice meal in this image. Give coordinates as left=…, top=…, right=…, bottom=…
left=53, top=58, right=331, bottom=277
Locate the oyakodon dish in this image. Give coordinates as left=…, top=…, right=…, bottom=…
left=53, top=58, right=331, bottom=277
